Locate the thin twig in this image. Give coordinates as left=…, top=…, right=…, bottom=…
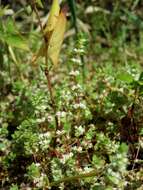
left=31, top=0, right=45, bottom=39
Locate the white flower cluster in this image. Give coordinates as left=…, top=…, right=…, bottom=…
left=112, top=153, right=128, bottom=171
left=71, top=84, right=82, bottom=91
left=56, top=130, right=65, bottom=136
left=36, top=117, right=46, bottom=123
left=51, top=159, right=63, bottom=181
left=75, top=125, right=85, bottom=137
left=34, top=173, right=48, bottom=188
left=38, top=132, right=51, bottom=150
left=73, top=48, right=85, bottom=54
left=46, top=114, right=54, bottom=122
left=61, top=90, right=72, bottom=102
left=73, top=102, right=86, bottom=109
left=71, top=58, right=81, bottom=65
left=56, top=111, right=67, bottom=118
left=60, top=152, right=74, bottom=164
left=107, top=168, right=122, bottom=185
left=72, top=146, right=83, bottom=153
left=35, top=104, right=47, bottom=114
left=69, top=70, right=80, bottom=76
left=83, top=166, right=93, bottom=173
left=36, top=114, right=54, bottom=124
left=81, top=140, right=93, bottom=149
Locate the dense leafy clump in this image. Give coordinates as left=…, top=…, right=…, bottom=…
left=0, top=0, right=143, bottom=189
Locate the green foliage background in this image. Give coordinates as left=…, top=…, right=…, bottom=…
left=0, top=0, right=143, bottom=189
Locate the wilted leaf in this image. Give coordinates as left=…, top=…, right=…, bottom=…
left=32, top=0, right=60, bottom=64
left=32, top=1, right=67, bottom=65
left=44, top=0, right=60, bottom=34
left=48, top=9, right=67, bottom=65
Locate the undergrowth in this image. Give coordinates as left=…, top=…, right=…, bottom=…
left=0, top=1, right=143, bottom=190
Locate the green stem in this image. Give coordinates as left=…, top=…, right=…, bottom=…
left=49, top=168, right=104, bottom=187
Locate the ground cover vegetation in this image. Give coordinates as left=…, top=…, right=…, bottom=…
left=0, top=0, right=143, bottom=189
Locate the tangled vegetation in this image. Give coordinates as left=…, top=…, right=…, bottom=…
left=0, top=0, right=143, bottom=189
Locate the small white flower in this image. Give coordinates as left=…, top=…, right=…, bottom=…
left=83, top=166, right=93, bottom=173
left=69, top=70, right=80, bottom=76
left=61, top=152, right=73, bottom=164
left=71, top=84, right=82, bottom=91
left=81, top=141, right=92, bottom=148
left=35, top=162, right=40, bottom=167
left=73, top=48, right=78, bottom=52
left=77, top=146, right=82, bottom=152
left=46, top=115, right=54, bottom=122
left=71, top=58, right=81, bottom=64
left=35, top=173, right=47, bottom=188
left=73, top=103, right=86, bottom=109
left=36, top=117, right=45, bottom=123
left=116, top=154, right=122, bottom=159
left=40, top=105, right=47, bottom=110
left=39, top=132, right=51, bottom=138
left=107, top=168, right=113, bottom=174
left=56, top=130, right=65, bottom=136
left=75, top=125, right=85, bottom=136
left=38, top=132, right=51, bottom=150
left=63, top=92, right=72, bottom=101
left=79, top=103, right=86, bottom=109
left=56, top=111, right=66, bottom=118
left=72, top=146, right=77, bottom=151
left=73, top=48, right=85, bottom=54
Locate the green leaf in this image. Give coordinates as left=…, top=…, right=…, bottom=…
left=10, top=184, right=19, bottom=190
left=117, top=72, right=134, bottom=83
left=27, top=163, right=40, bottom=179
left=0, top=143, right=6, bottom=151
left=4, top=33, right=29, bottom=50
left=118, top=143, right=128, bottom=153
left=68, top=0, right=78, bottom=32
left=92, top=155, right=104, bottom=168
left=6, top=18, right=16, bottom=34
left=64, top=122, right=71, bottom=132
left=36, top=0, right=43, bottom=8
left=0, top=18, right=29, bottom=50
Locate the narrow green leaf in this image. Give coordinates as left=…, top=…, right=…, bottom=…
left=67, top=0, right=78, bottom=32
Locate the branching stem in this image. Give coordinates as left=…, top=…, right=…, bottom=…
left=49, top=167, right=105, bottom=187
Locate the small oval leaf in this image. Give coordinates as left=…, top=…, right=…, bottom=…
left=117, top=72, right=134, bottom=83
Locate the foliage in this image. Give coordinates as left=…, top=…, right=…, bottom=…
left=0, top=0, right=143, bottom=189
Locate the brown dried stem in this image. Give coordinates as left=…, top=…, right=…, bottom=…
left=31, top=0, right=59, bottom=132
